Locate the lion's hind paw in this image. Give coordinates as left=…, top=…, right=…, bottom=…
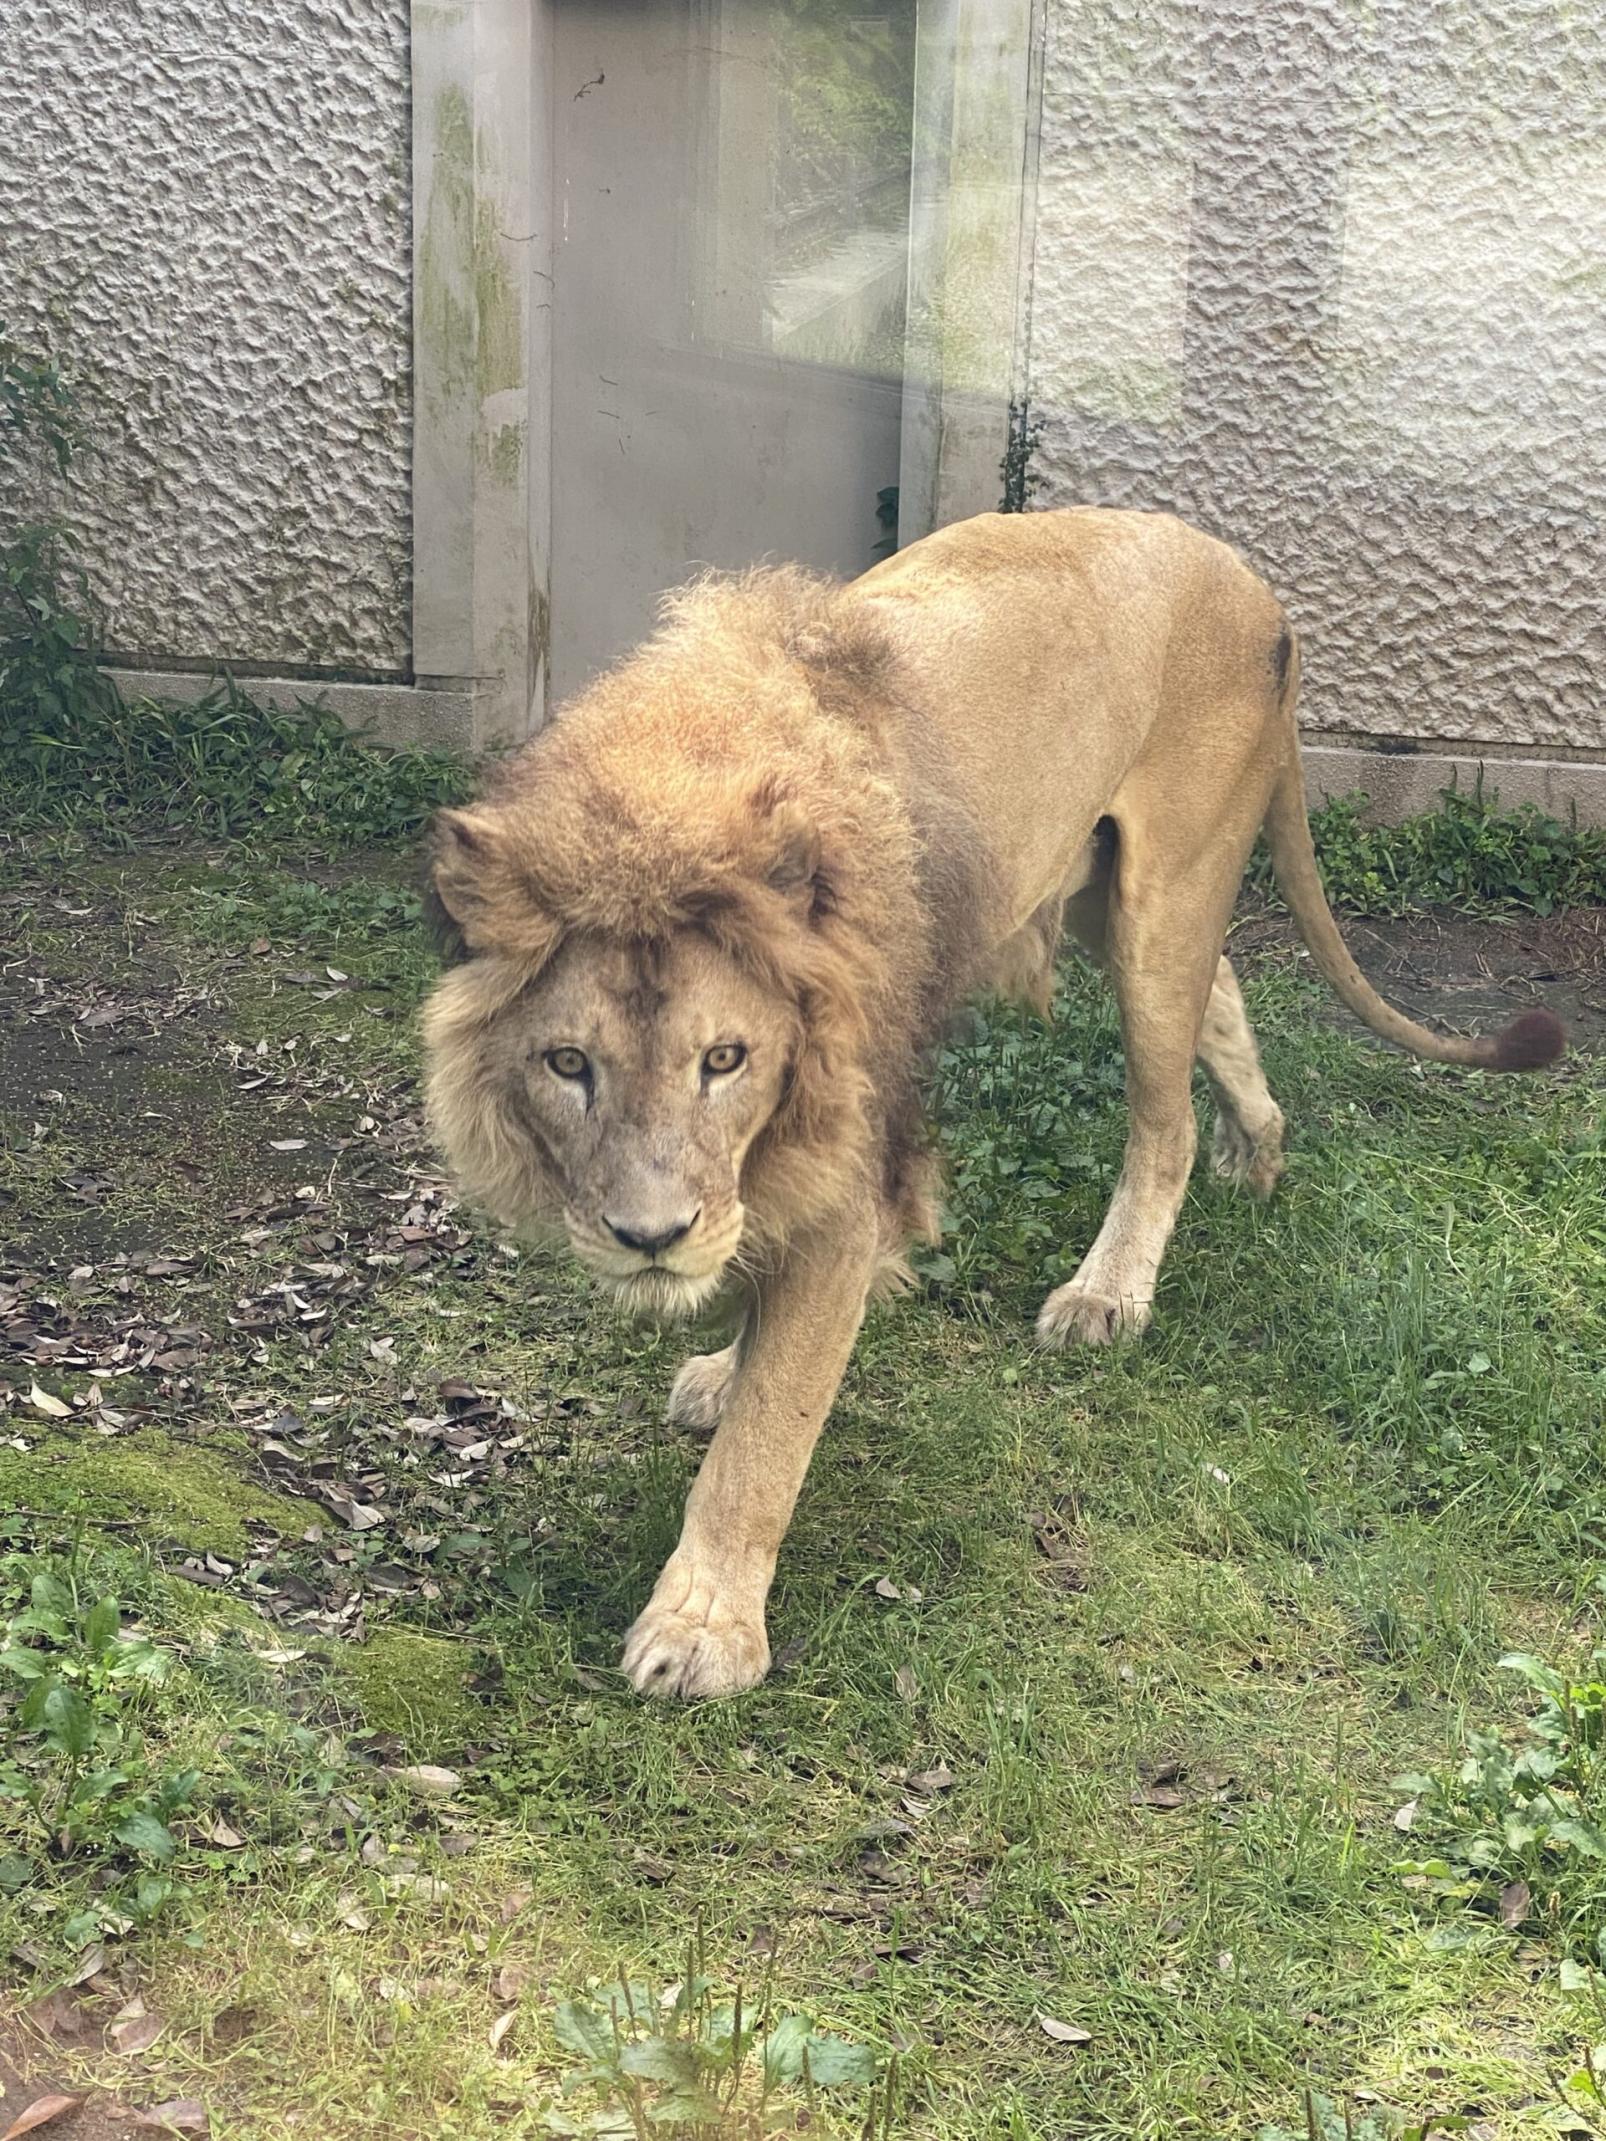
left=665, top=1344, right=738, bottom=1435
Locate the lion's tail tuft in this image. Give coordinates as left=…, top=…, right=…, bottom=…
left=1262, top=748, right=1568, bottom=1073
left=1486, top=1005, right=1567, bottom=1072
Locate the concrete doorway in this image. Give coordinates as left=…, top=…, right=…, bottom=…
left=546, top=1, right=916, bottom=702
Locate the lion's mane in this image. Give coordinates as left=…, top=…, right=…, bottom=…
left=422, top=569, right=959, bottom=1256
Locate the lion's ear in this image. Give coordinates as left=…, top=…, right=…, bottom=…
left=429, top=808, right=559, bottom=963
left=431, top=809, right=499, bottom=931
left=763, top=803, right=834, bottom=921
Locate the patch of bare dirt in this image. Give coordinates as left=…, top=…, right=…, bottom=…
left=0, top=2013, right=204, bottom=2138
left=1233, top=899, right=1606, bottom=1055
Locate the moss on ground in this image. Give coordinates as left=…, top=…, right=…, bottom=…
left=149, top=1570, right=277, bottom=1643
left=342, top=1626, right=482, bottom=1751
left=0, top=1427, right=312, bottom=1552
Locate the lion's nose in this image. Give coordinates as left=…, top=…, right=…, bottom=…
left=606, top=1211, right=700, bottom=1258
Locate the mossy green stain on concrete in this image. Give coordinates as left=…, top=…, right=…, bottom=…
left=482, top=419, right=526, bottom=483
left=417, top=84, right=527, bottom=414
left=472, top=191, right=524, bottom=399
left=0, top=1429, right=312, bottom=1553
left=418, top=85, right=477, bottom=412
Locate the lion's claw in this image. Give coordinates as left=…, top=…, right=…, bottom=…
left=1210, top=1108, right=1285, bottom=1199
left=1035, top=1279, right=1151, bottom=1348
left=622, top=1560, right=769, bottom=1700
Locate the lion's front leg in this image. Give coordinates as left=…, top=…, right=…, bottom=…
left=623, top=1205, right=878, bottom=1700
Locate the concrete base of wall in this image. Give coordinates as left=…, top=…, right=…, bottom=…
left=109, top=667, right=1606, bottom=828
left=1303, top=741, right=1606, bottom=826
left=106, top=666, right=477, bottom=757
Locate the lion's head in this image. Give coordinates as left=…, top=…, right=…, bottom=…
left=420, top=571, right=931, bottom=1316
left=426, top=909, right=806, bottom=1316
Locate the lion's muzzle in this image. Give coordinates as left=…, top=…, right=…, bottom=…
left=564, top=1203, right=745, bottom=1321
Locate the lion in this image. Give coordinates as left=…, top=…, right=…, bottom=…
left=421, top=508, right=1563, bottom=1700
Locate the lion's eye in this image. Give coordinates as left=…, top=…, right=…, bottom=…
left=703, top=1043, right=747, bottom=1078
left=546, top=1047, right=591, bottom=1081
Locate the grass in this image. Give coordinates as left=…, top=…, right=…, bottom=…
left=1252, top=785, right=1606, bottom=918
left=0, top=679, right=473, bottom=846
left=0, top=832, right=1602, bottom=2138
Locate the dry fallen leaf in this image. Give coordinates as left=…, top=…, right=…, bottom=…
left=385, top=1764, right=462, bottom=1799
left=110, top=2008, right=167, bottom=2056
left=1036, top=2013, right=1092, bottom=2046
left=1, top=2095, right=85, bottom=2140
left=64, top=1943, right=106, bottom=1987
left=1393, top=1797, right=1419, bottom=1833
left=1135, top=1784, right=1188, bottom=1810
left=488, top=2010, right=516, bottom=2054
left=133, top=2103, right=210, bottom=2135
left=26, top=1383, right=71, bottom=1420
left=385, top=1873, right=451, bottom=1903
left=1500, top=1879, right=1531, bottom=1928
left=327, top=1495, right=384, bottom=1531
left=26, top=1991, right=92, bottom=2043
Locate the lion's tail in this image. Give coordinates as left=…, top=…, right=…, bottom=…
left=1261, top=683, right=1565, bottom=1073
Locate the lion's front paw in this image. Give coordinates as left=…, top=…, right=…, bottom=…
left=665, top=1344, right=738, bottom=1435
left=1035, top=1279, right=1151, bottom=1349
left=622, top=1559, right=770, bottom=1700
left=1210, top=1107, right=1285, bottom=1199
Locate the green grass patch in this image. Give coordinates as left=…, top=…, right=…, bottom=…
left=0, top=839, right=1602, bottom=2134
left=1251, top=785, right=1606, bottom=916
left=0, top=680, right=473, bottom=846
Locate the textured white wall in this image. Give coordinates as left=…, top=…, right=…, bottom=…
left=1030, top=0, right=1606, bottom=752
left=0, top=0, right=413, bottom=677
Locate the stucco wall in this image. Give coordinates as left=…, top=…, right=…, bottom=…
left=0, top=0, right=413, bottom=677
left=1029, top=0, right=1606, bottom=754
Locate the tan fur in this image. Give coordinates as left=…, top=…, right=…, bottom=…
left=421, top=508, right=1564, bottom=1698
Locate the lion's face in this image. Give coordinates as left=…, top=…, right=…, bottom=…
left=450, top=930, right=800, bottom=1319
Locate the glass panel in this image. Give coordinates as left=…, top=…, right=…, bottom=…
left=1028, top=0, right=1606, bottom=752
left=548, top=0, right=918, bottom=699
left=697, top=3, right=917, bottom=377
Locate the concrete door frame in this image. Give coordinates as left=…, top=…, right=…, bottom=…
left=410, top=0, right=553, bottom=754
left=899, top=0, right=1046, bottom=542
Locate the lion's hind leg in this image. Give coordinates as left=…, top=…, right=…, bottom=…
left=1198, top=956, right=1284, bottom=1198
left=1037, top=770, right=1270, bottom=1347
left=666, top=1340, right=741, bottom=1435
